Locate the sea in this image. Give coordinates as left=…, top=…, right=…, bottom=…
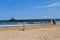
left=0, top=20, right=60, bottom=28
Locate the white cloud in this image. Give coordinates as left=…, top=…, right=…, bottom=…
left=46, top=2, right=60, bottom=7
left=35, top=2, right=60, bottom=8
left=44, top=16, right=47, bottom=18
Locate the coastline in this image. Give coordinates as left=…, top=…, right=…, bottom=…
left=0, top=25, right=60, bottom=40
left=0, top=24, right=59, bottom=31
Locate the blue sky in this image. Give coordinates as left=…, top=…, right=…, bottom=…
left=0, top=0, right=60, bottom=20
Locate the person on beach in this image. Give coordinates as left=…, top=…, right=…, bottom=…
left=52, top=19, right=56, bottom=25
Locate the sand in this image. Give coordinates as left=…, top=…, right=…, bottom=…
left=0, top=25, right=60, bottom=40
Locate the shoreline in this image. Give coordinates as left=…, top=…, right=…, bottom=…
left=0, top=24, right=60, bottom=40
left=0, top=24, right=59, bottom=31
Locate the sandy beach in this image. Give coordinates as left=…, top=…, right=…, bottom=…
left=0, top=25, right=60, bottom=40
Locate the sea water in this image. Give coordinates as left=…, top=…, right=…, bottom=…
left=0, top=21, right=59, bottom=28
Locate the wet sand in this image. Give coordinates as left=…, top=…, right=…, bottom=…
left=0, top=25, right=60, bottom=40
